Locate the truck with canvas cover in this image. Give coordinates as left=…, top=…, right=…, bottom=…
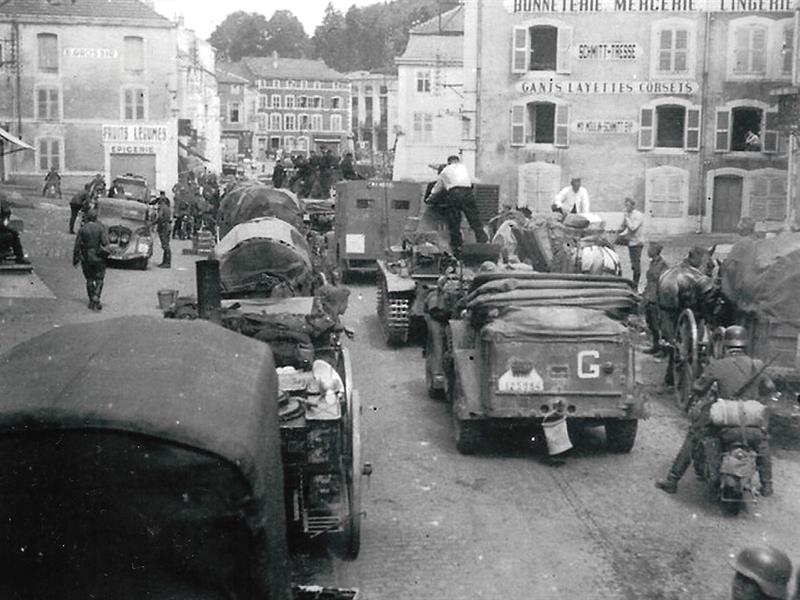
left=0, top=316, right=359, bottom=599
left=376, top=186, right=500, bottom=346
left=218, top=182, right=304, bottom=239
left=447, top=272, right=642, bottom=455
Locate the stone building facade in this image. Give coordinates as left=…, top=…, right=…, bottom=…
left=0, top=0, right=179, bottom=192
left=461, top=0, right=795, bottom=233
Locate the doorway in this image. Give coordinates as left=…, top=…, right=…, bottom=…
left=712, top=174, right=743, bottom=233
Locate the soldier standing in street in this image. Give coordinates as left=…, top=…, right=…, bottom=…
left=156, top=191, right=172, bottom=269
left=72, top=208, right=109, bottom=311
left=69, top=184, right=91, bottom=234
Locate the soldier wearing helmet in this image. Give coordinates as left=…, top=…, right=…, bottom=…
left=656, top=325, right=776, bottom=496
left=731, top=546, right=793, bottom=600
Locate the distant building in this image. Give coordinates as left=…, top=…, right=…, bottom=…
left=216, top=61, right=255, bottom=165
left=175, top=22, right=221, bottom=176
left=0, top=0, right=179, bottom=191
left=462, top=0, right=796, bottom=233
left=345, top=70, right=399, bottom=157
left=394, top=6, right=464, bottom=181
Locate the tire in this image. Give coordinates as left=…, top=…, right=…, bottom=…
left=452, top=405, right=481, bottom=455
left=721, top=483, right=743, bottom=516
left=136, top=257, right=148, bottom=270
left=425, top=326, right=444, bottom=400
left=605, top=419, right=638, bottom=453
left=342, top=389, right=362, bottom=559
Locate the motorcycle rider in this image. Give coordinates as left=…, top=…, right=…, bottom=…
left=655, top=325, right=776, bottom=497
left=730, top=546, right=793, bottom=600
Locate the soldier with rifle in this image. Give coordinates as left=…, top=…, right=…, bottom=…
left=656, top=325, right=777, bottom=497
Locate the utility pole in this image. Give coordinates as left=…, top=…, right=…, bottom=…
left=0, top=0, right=21, bottom=138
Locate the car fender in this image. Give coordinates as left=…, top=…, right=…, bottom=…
left=452, top=347, right=483, bottom=420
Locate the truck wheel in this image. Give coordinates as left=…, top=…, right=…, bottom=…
left=605, top=419, right=638, bottom=453
left=452, top=407, right=481, bottom=455
left=425, top=329, right=444, bottom=400
left=136, top=257, right=148, bottom=270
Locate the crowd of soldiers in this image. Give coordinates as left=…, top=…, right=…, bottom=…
left=271, top=149, right=363, bottom=199
left=170, top=172, right=221, bottom=240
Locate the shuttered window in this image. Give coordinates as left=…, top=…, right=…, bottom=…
left=517, top=161, right=561, bottom=212
left=685, top=107, right=701, bottom=150
left=750, top=175, right=786, bottom=221
left=763, top=111, right=779, bottom=153
left=511, top=105, right=525, bottom=146
left=733, top=24, right=767, bottom=75
left=554, top=104, right=569, bottom=147
left=782, top=24, right=794, bottom=76
left=657, top=27, right=689, bottom=74
left=639, top=107, right=654, bottom=149
left=715, top=109, right=730, bottom=151
left=510, top=24, right=572, bottom=74
left=646, top=167, right=686, bottom=218
left=511, top=102, right=568, bottom=147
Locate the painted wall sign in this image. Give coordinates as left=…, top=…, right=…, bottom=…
left=504, top=0, right=791, bottom=12
left=63, top=48, right=119, bottom=59
left=102, top=124, right=170, bottom=144
left=576, top=43, right=639, bottom=61
left=516, top=79, right=697, bottom=94
left=109, top=144, right=156, bottom=155
left=573, top=119, right=637, bottom=133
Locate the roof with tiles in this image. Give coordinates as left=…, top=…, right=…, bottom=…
left=0, top=0, right=172, bottom=24
left=242, top=56, right=346, bottom=81
left=409, top=6, right=463, bottom=35
left=216, top=61, right=253, bottom=85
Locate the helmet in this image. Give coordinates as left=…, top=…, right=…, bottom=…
left=730, top=546, right=792, bottom=599
left=724, top=325, right=748, bottom=350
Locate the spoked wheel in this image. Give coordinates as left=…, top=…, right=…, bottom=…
left=673, top=309, right=699, bottom=412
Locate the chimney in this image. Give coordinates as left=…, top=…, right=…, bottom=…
left=272, top=50, right=278, bottom=69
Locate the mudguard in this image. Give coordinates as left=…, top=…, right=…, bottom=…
left=452, top=347, right=484, bottom=420
left=376, top=260, right=416, bottom=294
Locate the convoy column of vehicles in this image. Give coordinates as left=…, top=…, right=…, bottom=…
left=439, top=271, right=642, bottom=454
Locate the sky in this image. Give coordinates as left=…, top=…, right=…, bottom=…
left=152, top=0, right=380, bottom=39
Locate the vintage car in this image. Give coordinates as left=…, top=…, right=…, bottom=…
left=443, top=272, right=642, bottom=455
left=0, top=317, right=296, bottom=598
left=108, top=173, right=151, bottom=203
left=95, top=196, right=154, bottom=269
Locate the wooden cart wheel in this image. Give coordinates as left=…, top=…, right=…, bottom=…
left=673, top=309, right=699, bottom=412
left=341, top=388, right=362, bottom=559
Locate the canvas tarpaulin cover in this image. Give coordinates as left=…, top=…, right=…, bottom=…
left=481, top=306, right=627, bottom=340
left=0, top=317, right=290, bottom=600
left=218, top=183, right=303, bottom=238
left=721, top=233, right=800, bottom=322
left=216, top=216, right=313, bottom=296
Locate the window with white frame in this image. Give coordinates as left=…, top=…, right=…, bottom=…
left=285, top=95, right=295, bottom=108
left=258, top=94, right=268, bottom=110
left=271, top=94, right=281, bottom=109
left=416, top=71, right=431, bottom=93
left=270, top=113, right=282, bottom=130
left=330, top=114, right=342, bottom=131
left=297, top=96, right=308, bottom=108
left=228, top=102, right=241, bottom=124
left=123, top=36, right=144, bottom=75
left=36, top=87, right=60, bottom=121
left=272, top=79, right=281, bottom=88
left=38, top=137, right=61, bottom=171
left=298, top=114, right=309, bottom=130
left=331, top=96, right=341, bottom=110
left=715, top=102, right=779, bottom=153
left=412, top=112, right=433, bottom=143
left=749, top=171, right=787, bottom=221
left=312, top=96, right=322, bottom=108
left=729, top=17, right=772, bottom=78
left=638, top=100, right=700, bottom=150
left=257, top=114, right=267, bottom=131
left=284, top=135, right=295, bottom=149
left=300, top=80, right=308, bottom=88
left=313, top=81, right=321, bottom=89
left=123, top=87, right=146, bottom=121
left=284, top=114, right=296, bottom=131
left=37, top=33, right=58, bottom=73
left=651, top=20, right=694, bottom=77
left=512, top=21, right=572, bottom=74
left=311, top=114, right=323, bottom=130
left=510, top=101, right=569, bottom=147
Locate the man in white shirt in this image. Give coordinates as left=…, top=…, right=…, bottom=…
left=617, top=196, right=644, bottom=288
left=552, top=177, right=590, bottom=215
left=426, top=155, right=488, bottom=256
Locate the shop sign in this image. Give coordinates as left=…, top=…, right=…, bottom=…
left=102, top=124, right=170, bottom=145
left=505, top=0, right=791, bottom=12
left=63, top=48, right=119, bottom=59
left=109, top=144, right=156, bottom=155
left=576, top=43, right=639, bottom=61
left=573, top=120, right=637, bottom=133
left=517, top=79, right=697, bottom=95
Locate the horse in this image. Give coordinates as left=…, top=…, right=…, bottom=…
left=656, top=245, right=723, bottom=392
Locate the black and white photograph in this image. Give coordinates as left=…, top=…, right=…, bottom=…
left=2, top=0, right=800, bottom=597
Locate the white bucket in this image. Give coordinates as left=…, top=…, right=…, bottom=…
left=542, top=413, right=573, bottom=455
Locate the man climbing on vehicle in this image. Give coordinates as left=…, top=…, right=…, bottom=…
left=426, top=154, right=488, bottom=257
left=655, top=325, right=776, bottom=497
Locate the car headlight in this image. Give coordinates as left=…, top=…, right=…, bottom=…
left=108, top=231, right=119, bottom=243
left=137, top=241, right=150, bottom=254
left=120, top=232, right=131, bottom=244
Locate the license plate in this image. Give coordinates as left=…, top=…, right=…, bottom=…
left=497, top=366, right=544, bottom=393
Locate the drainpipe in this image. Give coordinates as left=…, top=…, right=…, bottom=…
left=696, top=11, right=712, bottom=234
left=788, top=0, right=800, bottom=227
left=474, top=0, right=483, bottom=178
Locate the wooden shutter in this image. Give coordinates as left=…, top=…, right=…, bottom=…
left=639, top=107, right=654, bottom=149
left=556, top=25, right=573, bottom=74
left=763, top=111, right=779, bottom=153
left=554, top=104, right=569, bottom=147
left=749, top=176, right=768, bottom=220
left=715, top=108, right=730, bottom=152
left=647, top=168, right=685, bottom=218
left=685, top=107, right=701, bottom=150
left=511, top=105, right=525, bottom=146
left=767, top=177, right=787, bottom=220
left=512, top=26, right=528, bottom=74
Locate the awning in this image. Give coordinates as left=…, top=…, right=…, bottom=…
left=0, top=126, right=34, bottom=156
left=312, top=137, right=342, bottom=143
left=178, top=140, right=209, bottom=163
